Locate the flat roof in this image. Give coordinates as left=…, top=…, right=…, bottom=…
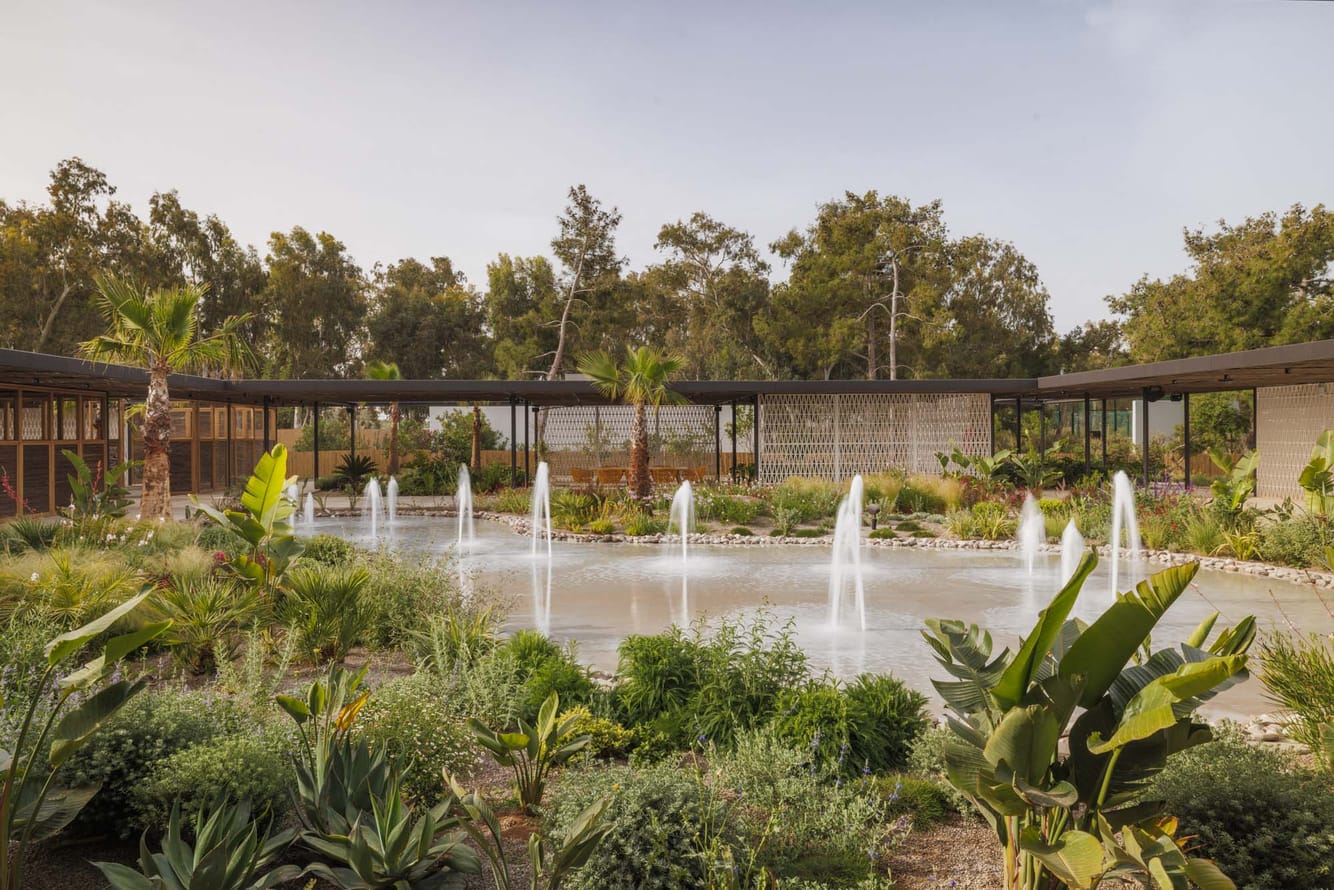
left=3, top=339, right=1333, bottom=405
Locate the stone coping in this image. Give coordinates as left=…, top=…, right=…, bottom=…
left=328, top=506, right=1334, bottom=590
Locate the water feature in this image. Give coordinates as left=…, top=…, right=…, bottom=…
left=827, top=474, right=867, bottom=631
left=456, top=464, right=475, bottom=553
left=1059, top=518, right=1085, bottom=586
left=1017, top=493, right=1044, bottom=576
left=365, top=478, right=383, bottom=537
left=303, top=493, right=315, bottom=526
left=286, top=482, right=300, bottom=508
left=667, top=481, right=694, bottom=619
left=298, top=513, right=1320, bottom=719
left=1109, top=470, right=1142, bottom=595
left=386, top=476, right=398, bottom=523
left=530, top=462, right=553, bottom=560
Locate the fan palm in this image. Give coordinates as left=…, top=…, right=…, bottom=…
left=577, top=346, right=685, bottom=498
left=79, top=276, right=252, bottom=519
left=364, top=360, right=403, bottom=475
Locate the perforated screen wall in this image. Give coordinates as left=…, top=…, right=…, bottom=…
left=1256, top=383, right=1334, bottom=499
left=757, top=393, right=991, bottom=483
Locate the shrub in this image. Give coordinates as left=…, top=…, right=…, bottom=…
left=467, top=631, right=596, bottom=725
left=1260, top=515, right=1331, bottom=567
left=771, top=477, right=841, bottom=523
left=1259, top=630, right=1334, bottom=766
left=902, top=474, right=962, bottom=513
left=907, top=725, right=973, bottom=815
left=771, top=684, right=849, bottom=766
left=456, top=646, right=528, bottom=730
left=355, top=671, right=478, bottom=806
left=696, top=493, right=760, bottom=525
left=560, top=706, right=637, bottom=760
left=875, top=774, right=953, bottom=829
left=353, top=549, right=468, bottom=650
left=946, top=501, right=1015, bottom=540
left=195, top=521, right=241, bottom=557
left=280, top=563, right=370, bottom=661
left=842, top=674, right=929, bottom=773
left=615, top=612, right=809, bottom=748
left=65, top=687, right=254, bottom=836
left=771, top=506, right=801, bottom=536
left=490, top=487, right=531, bottom=515
left=136, top=729, right=294, bottom=830
left=729, top=526, right=754, bottom=536
left=623, top=514, right=666, bottom=536
left=860, top=472, right=903, bottom=511
left=586, top=517, right=616, bottom=535
left=1152, top=727, right=1334, bottom=889
left=151, top=577, right=264, bottom=674
left=302, top=533, right=356, bottom=565
left=867, top=528, right=897, bottom=540
left=546, top=763, right=718, bottom=889
left=412, top=607, right=500, bottom=677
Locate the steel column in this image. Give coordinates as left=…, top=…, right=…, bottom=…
left=1101, top=399, right=1108, bottom=470
left=262, top=398, right=271, bottom=453
left=730, top=401, right=738, bottom=482
left=313, top=403, right=321, bottom=483
left=1082, top=396, right=1091, bottom=475
left=714, top=404, right=722, bottom=480
left=348, top=405, right=356, bottom=464
left=752, top=395, right=760, bottom=482
left=1183, top=392, right=1191, bottom=490
left=1141, top=388, right=1150, bottom=488
left=510, top=400, right=517, bottom=486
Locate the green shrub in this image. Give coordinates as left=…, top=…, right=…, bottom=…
left=771, top=684, right=848, bottom=766
left=909, top=530, right=937, bottom=538
left=791, top=528, right=826, bottom=538
left=488, top=631, right=596, bottom=723
left=623, top=514, right=667, bottom=536
left=771, top=477, right=841, bottom=523
left=280, top=563, right=370, bottom=661
left=1260, top=515, right=1331, bottom=568
left=586, top=517, right=616, bottom=535
left=842, top=674, right=929, bottom=773
left=195, top=521, right=241, bottom=556
left=354, top=671, right=477, bottom=806
left=1260, top=631, right=1334, bottom=766
left=302, top=533, right=356, bottom=565
left=867, top=528, right=896, bottom=540
left=136, top=729, right=294, bottom=830
left=729, top=526, right=754, bottom=536
left=875, top=774, right=952, bottom=828
left=456, top=646, right=527, bottom=729
left=615, top=612, right=809, bottom=748
left=490, top=487, right=531, bottom=515
left=1152, top=728, right=1334, bottom=889
left=907, top=725, right=973, bottom=815
left=946, top=501, right=1015, bottom=540
left=546, top=763, right=718, bottom=889
left=65, top=688, right=253, bottom=836
left=697, top=493, right=760, bottom=525
left=560, top=706, right=637, bottom=760
left=353, top=549, right=469, bottom=650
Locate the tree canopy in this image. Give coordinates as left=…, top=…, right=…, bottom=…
left=6, top=157, right=1331, bottom=384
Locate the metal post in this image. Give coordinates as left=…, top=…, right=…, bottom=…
left=1250, top=388, right=1258, bottom=450
left=1183, top=392, right=1191, bottom=490
left=348, top=405, right=356, bottom=464
left=313, top=403, right=321, bottom=483
left=509, top=400, right=517, bottom=487
left=1083, top=396, right=1091, bottom=475
left=225, top=403, right=233, bottom=487
left=1101, top=399, right=1108, bottom=470
left=262, top=398, right=271, bottom=453
left=525, top=403, right=532, bottom=481
left=1014, top=399, right=1022, bottom=453
left=1141, top=388, right=1151, bottom=488
left=989, top=394, right=996, bottom=455
left=714, top=404, right=722, bottom=481
left=1039, top=402, right=1046, bottom=454
left=751, top=395, right=760, bottom=483
left=730, top=401, right=738, bottom=482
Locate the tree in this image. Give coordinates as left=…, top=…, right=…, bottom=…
left=1056, top=320, right=1127, bottom=372
left=650, top=212, right=774, bottom=379
left=364, top=360, right=403, bottom=475
left=577, top=346, right=685, bottom=498
left=146, top=190, right=267, bottom=339
left=79, top=277, right=252, bottom=519
left=0, top=158, right=154, bottom=355
left=262, top=227, right=366, bottom=378
left=546, top=186, right=624, bottom=381
left=366, top=257, right=489, bottom=379
left=762, top=192, right=950, bottom=380
left=485, top=254, right=561, bottom=380
left=1108, top=204, right=1334, bottom=362
left=920, top=236, right=1058, bottom=378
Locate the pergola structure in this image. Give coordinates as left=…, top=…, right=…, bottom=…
left=3, top=339, right=1334, bottom=515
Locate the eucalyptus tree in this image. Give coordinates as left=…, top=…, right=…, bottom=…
left=577, top=346, right=685, bottom=498
left=364, top=360, right=403, bottom=475
left=262, top=227, right=366, bottom=378
left=79, top=277, right=253, bottom=519
left=367, top=257, right=489, bottom=379
left=546, top=186, right=623, bottom=382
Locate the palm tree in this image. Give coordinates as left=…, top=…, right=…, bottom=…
left=577, top=346, right=685, bottom=498
left=364, top=361, right=403, bottom=476
left=79, top=276, right=252, bottom=520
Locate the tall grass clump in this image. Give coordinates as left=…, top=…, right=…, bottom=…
left=1260, top=630, right=1334, bottom=767
left=771, top=477, right=842, bottom=523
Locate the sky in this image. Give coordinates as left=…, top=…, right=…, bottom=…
left=1, top=0, right=1331, bottom=332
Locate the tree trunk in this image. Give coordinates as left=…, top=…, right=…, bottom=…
left=470, top=405, right=482, bottom=471
left=629, top=401, right=651, bottom=499
left=36, top=280, right=76, bottom=352
left=888, top=258, right=901, bottom=381
left=866, top=310, right=878, bottom=380
left=388, top=402, right=400, bottom=476
left=140, top=365, right=173, bottom=519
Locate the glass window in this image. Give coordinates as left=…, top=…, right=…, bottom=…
left=83, top=399, right=104, bottom=441
left=0, top=392, right=15, bottom=441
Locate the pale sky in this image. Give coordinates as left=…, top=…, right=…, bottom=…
left=2, top=0, right=1330, bottom=332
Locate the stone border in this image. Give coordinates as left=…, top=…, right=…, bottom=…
left=326, top=507, right=1334, bottom=590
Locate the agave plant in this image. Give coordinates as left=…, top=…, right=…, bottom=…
left=95, top=798, right=299, bottom=890
left=924, top=552, right=1252, bottom=889
left=0, top=590, right=170, bottom=890
left=469, top=691, right=590, bottom=814
left=194, top=445, right=303, bottom=591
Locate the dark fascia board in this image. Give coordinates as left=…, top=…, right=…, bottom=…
left=0, top=348, right=233, bottom=400
left=1036, top=339, right=1334, bottom=398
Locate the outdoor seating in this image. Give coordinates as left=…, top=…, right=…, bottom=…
left=570, top=466, right=594, bottom=484
left=595, top=467, right=625, bottom=484
left=650, top=467, right=680, bottom=483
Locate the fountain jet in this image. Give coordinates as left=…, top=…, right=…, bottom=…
left=1018, top=493, right=1044, bottom=576
left=365, top=478, right=383, bottom=538
left=456, top=464, right=475, bottom=553
left=1059, top=518, right=1085, bottom=587
left=303, top=492, right=315, bottom=526
left=1109, top=470, right=1141, bottom=594
left=386, top=476, right=398, bottom=522
left=530, top=462, right=553, bottom=560
left=828, top=474, right=867, bottom=631
left=667, top=481, right=694, bottom=619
